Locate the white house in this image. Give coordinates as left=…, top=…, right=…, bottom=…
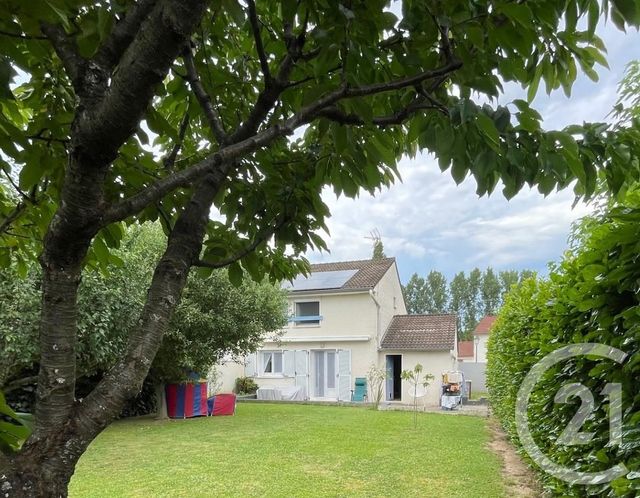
left=473, top=315, right=496, bottom=363
left=455, top=315, right=496, bottom=395
left=218, top=258, right=458, bottom=406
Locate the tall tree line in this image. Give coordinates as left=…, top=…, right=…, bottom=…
left=402, top=268, right=535, bottom=339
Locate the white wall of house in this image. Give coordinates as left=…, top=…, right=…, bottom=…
left=285, top=290, right=377, bottom=339
left=474, top=335, right=489, bottom=363
left=373, top=262, right=407, bottom=345
left=378, top=350, right=457, bottom=406
left=216, top=359, right=245, bottom=392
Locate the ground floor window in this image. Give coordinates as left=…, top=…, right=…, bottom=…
left=262, top=351, right=283, bottom=375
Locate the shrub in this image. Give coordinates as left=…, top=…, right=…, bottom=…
left=234, top=377, right=258, bottom=395
left=487, top=192, right=640, bottom=497
left=366, top=364, right=386, bottom=409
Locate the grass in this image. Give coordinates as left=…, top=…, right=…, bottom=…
left=470, top=390, right=489, bottom=400
left=69, top=403, right=505, bottom=498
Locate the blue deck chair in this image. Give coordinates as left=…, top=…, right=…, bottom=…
left=351, top=377, right=368, bottom=402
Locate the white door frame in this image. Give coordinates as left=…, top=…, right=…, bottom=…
left=385, top=353, right=403, bottom=402
left=311, top=349, right=337, bottom=399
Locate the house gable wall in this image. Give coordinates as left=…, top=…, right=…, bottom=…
left=372, top=261, right=407, bottom=346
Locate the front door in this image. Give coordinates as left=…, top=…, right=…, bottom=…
left=313, top=350, right=337, bottom=399
left=386, top=354, right=402, bottom=401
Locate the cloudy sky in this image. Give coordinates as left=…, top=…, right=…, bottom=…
left=305, top=21, right=640, bottom=283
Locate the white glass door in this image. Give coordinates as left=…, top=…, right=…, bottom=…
left=313, top=350, right=337, bottom=399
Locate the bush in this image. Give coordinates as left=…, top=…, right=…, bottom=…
left=234, top=377, right=258, bottom=395
left=487, top=192, right=640, bottom=497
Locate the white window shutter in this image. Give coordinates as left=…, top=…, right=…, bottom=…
left=283, top=350, right=295, bottom=377
left=337, top=349, right=351, bottom=401
left=294, top=350, right=309, bottom=399
left=245, top=352, right=258, bottom=377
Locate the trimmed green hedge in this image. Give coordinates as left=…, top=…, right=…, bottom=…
left=487, top=192, right=640, bottom=497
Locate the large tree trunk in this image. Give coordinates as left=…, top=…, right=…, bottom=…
left=0, top=2, right=208, bottom=495
left=155, top=382, right=168, bottom=420
left=3, top=174, right=221, bottom=496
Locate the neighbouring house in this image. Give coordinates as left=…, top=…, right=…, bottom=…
left=219, top=258, right=458, bottom=406
left=473, top=315, right=496, bottom=363
left=457, top=340, right=475, bottom=362
left=456, top=315, right=497, bottom=395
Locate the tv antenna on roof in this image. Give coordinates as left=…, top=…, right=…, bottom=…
left=365, top=228, right=382, bottom=243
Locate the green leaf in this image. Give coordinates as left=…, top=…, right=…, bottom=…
left=0, top=391, right=31, bottom=452
left=499, top=3, right=534, bottom=27
left=19, top=159, right=44, bottom=190
left=145, top=108, right=177, bottom=141
left=613, top=0, right=639, bottom=25
left=222, top=0, right=245, bottom=25
left=527, top=61, right=544, bottom=103
left=451, top=160, right=468, bottom=184
left=45, top=0, right=71, bottom=31
left=587, top=0, right=599, bottom=36
left=331, top=124, right=349, bottom=153
left=476, top=114, right=500, bottom=148
left=228, top=261, right=243, bottom=287
left=92, top=236, right=110, bottom=265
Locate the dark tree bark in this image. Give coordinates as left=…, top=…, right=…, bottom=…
left=1, top=1, right=208, bottom=496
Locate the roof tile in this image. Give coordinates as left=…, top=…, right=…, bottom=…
left=381, top=314, right=457, bottom=351
left=474, top=315, right=497, bottom=335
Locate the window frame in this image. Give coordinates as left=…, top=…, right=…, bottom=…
left=292, top=300, right=321, bottom=327
left=261, top=350, right=284, bottom=376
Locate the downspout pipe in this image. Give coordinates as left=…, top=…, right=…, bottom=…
left=369, top=289, right=381, bottom=348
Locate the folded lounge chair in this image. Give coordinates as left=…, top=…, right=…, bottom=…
left=207, top=393, right=236, bottom=416
left=351, top=377, right=368, bottom=402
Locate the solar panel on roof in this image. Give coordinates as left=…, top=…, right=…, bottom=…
left=283, top=269, right=358, bottom=291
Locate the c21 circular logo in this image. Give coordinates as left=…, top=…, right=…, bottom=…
left=515, top=343, right=628, bottom=485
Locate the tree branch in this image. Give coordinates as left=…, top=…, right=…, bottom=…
left=95, top=0, right=158, bottom=69
left=73, top=0, right=207, bottom=167
left=247, top=0, right=271, bottom=84
left=162, top=110, right=190, bottom=170
left=104, top=58, right=461, bottom=224
left=3, top=375, right=39, bottom=394
left=0, top=29, right=47, bottom=40
left=39, top=22, right=86, bottom=89
left=316, top=99, right=445, bottom=127
left=27, top=129, right=70, bottom=147
left=196, top=215, right=288, bottom=269
left=3, top=170, right=29, bottom=201
left=183, top=48, right=228, bottom=145
left=0, top=202, right=27, bottom=235
left=227, top=8, right=307, bottom=144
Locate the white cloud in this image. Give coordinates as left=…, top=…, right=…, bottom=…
left=301, top=21, right=640, bottom=284
left=306, top=153, right=591, bottom=281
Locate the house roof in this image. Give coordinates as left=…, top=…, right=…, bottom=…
left=381, top=314, right=457, bottom=351
left=457, top=340, right=474, bottom=358
left=475, top=315, right=497, bottom=335
left=288, top=258, right=395, bottom=292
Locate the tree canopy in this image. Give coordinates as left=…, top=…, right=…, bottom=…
left=2, top=0, right=640, bottom=494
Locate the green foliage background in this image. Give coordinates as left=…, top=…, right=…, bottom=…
left=0, top=223, right=287, bottom=393
left=487, top=192, right=640, bottom=497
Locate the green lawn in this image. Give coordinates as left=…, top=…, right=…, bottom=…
left=69, top=403, right=505, bottom=498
